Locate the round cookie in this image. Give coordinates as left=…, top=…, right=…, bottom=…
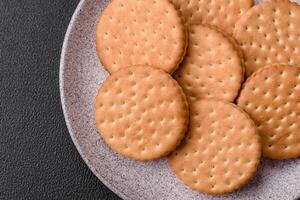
left=94, top=66, right=189, bottom=160
left=169, top=0, right=253, bottom=35
left=96, top=0, right=187, bottom=74
left=234, top=0, right=300, bottom=77
left=237, top=64, right=300, bottom=160
left=168, top=99, right=261, bottom=195
left=174, top=25, right=244, bottom=102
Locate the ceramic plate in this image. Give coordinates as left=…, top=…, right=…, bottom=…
left=60, top=0, right=300, bottom=199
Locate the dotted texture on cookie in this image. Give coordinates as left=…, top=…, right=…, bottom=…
left=174, top=25, right=244, bottom=102
left=94, top=66, right=189, bottom=160
left=213, top=25, right=246, bottom=74
left=237, top=64, right=300, bottom=160
left=96, top=0, right=187, bottom=74
left=168, top=99, right=261, bottom=195
left=234, top=0, right=300, bottom=77
left=169, top=0, right=253, bottom=35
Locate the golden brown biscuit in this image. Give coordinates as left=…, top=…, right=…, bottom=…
left=169, top=0, right=253, bottom=35
left=168, top=99, right=261, bottom=195
left=174, top=25, right=244, bottom=102
left=237, top=64, right=300, bottom=160
left=96, top=0, right=187, bottom=74
left=234, top=0, right=300, bottom=77
left=94, top=66, right=189, bottom=160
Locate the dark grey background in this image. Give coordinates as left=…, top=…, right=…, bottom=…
left=0, top=1, right=121, bottom=199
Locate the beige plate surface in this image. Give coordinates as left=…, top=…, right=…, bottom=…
left=60, top=0, right=300, bottom=199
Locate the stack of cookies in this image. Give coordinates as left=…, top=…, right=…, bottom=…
left=94, top=0, right=300, bottom=195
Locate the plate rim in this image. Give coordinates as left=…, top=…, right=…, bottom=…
left=59, top=0, right=127, bottom=199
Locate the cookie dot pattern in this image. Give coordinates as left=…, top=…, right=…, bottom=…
left=169, top=0, right=253, bottom=35
left=94, top=66, right=189, bottom=160
left=96, top=0, right=187, bottom=74
left=237, top=64, right=300, bottom=160
left=234, top=0, right=300, bottom=77
left=168, top=99, right=261, bottom=195
left=174, top=25, right=244, bottom=102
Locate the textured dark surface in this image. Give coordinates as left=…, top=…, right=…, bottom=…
left=0, top=0, right=121, bottom=199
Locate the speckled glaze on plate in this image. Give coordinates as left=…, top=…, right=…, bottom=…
left=60, top=0, right=300, bottom=199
